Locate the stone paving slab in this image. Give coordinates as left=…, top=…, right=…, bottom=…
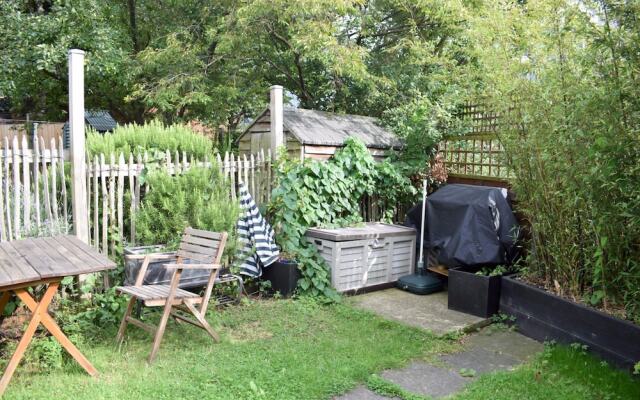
left=335, top=327, right=544, bottom=399
left=381, top=362, right=469, bottom=398
left=350, top=289, right=485, bottom=335
left=440, top=346, right=521, bottom=374
left=460, top=328, right=544, bottom=362
left=440, top=328, right=543, bottom=375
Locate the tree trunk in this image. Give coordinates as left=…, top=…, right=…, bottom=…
left=128, top=0, right=140, bottom=53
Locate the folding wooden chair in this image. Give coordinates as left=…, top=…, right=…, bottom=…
left=116, top=227, right=228, bottom=363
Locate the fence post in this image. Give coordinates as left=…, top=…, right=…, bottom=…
left=69, top=49, right=89, bottom=244
left=269, top=85, right=284, bottom=157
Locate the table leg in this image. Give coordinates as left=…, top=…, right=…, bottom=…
left=0, top=292, right=11, bottom=315
left=15, top=283, right=98, bottom=378
left=0, top=282, right=57, bottom=395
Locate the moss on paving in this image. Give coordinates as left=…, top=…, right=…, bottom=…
left=6, top=299, right=455, bottom=400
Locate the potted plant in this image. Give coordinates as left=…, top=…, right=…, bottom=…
left=448, top=265, right=511, bottom=318
left=260, top=253, right=301, bottom=298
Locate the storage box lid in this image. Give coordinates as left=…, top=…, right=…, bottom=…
left=305, top=223, right=416, bottom=241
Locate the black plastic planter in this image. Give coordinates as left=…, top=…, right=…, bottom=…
left=261, top=259, right=300, bottom=298
left=448, top=267, right=501, bottom=318
left=500, top=275, right=640, bottom=370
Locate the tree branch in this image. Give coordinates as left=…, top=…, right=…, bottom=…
left=266, top=27, right=312, bottom=102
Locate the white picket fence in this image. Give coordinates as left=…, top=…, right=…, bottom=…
left=0, top=136, right=273, bottom=254
left=86, top=149, right=274, bottom=256
left=0, top=136, right=70, bottom=242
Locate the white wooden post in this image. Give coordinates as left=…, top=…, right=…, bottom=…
left=69, top=49, right=89, bottom=244
left=269, top=85, right=284, bottom=157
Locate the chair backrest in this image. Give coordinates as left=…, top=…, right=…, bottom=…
left=177, top=227, right=227, bottom=265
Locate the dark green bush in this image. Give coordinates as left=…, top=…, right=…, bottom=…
left=135, top=166, right=239, bottom=253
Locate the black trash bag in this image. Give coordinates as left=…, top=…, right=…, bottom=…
left=405, top=184, right=519, bottom=267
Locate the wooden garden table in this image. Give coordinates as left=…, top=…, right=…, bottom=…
left=0, top=235, right=115, bottom=396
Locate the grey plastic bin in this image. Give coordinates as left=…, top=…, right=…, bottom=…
left=124, top=245, right=209, bottom=288
left=306, top=223, right=416, bottom=292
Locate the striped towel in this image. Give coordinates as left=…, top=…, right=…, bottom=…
left=236, top=182, right=280, bottom=277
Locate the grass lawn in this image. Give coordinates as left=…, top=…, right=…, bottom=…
left=451, top=345, right=640, bottom=400
left=6, top=298, right=455, bottom=399
left=5, top=298, right=639, bottom=399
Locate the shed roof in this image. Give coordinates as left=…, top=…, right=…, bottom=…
left=63, top=110, right=117, bottom=135
left=63, top=110, right=117, bottom=148
left=240, top=107, right=402, bottom=150
left=84, top=110, right=117, bottom=132
left=283, top=108, right=401, bottom=149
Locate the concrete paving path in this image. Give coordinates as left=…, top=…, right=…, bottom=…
left=335, top=328, right=542, bottom=399
left=350, top=289, right=486, bottom=335
left=337, top=289, right=543, bottom=400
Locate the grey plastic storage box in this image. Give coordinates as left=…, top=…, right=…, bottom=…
left=306, top=223, right=416, bottom=293
left=124, top=245, right=209, bottom=289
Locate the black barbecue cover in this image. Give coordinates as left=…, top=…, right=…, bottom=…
left=405, top=184, right=519, bottom=267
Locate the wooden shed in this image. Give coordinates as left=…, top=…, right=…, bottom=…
left=237, top=86, right=401, bottom=161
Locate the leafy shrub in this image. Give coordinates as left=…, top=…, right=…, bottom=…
left=382, top=93, right=469, bottom=185
left=382, top=94, right=465, bottom=160
left=374, top=159, right=418, bottom=221
left=23, top=336, right=64, bottom=371
left=87, top=120, right=214, bottom=159
left=135, top=166, right=239, bottom=252
left=70, top=288, right=129, bottom=328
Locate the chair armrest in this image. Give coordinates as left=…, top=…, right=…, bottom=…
left=125, top=252, right=177, bottom=261
left=163, top=263, right=222, bottom=270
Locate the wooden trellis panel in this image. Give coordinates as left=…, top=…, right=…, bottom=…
left=440, top=103, right=511, bottom=181
left=438, top=135, right=509, bottom=180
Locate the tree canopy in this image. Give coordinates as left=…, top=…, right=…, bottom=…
left=0, top=0, right=476, bottom=138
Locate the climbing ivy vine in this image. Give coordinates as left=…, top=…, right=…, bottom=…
left=268, top=138, right=416, bottom=300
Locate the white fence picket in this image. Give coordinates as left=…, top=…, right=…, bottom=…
left=3, top=140, right=11, bottom=241
left=92, top=155, right=99, bottom=249
left=0, top=151, right=5, bottom=241
left=22, top=136, right=30, bottom=230
left=33, top=135, right=41, bottom=229
left=101, top=154, right=108, bottom=255
left=59, top=137, right=68, bottom=232
left=50, top=138, right=59, bottom=228
left=12, top=136, right=20, bottom=238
